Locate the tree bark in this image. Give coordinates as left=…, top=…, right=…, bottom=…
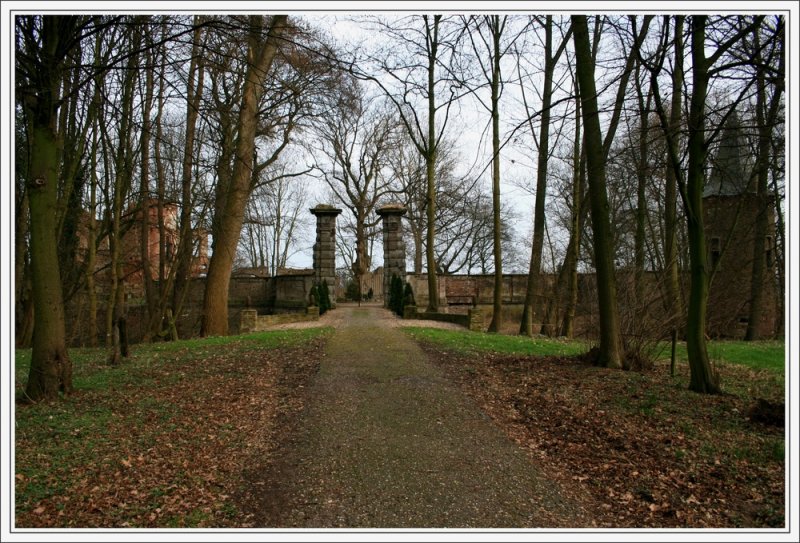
left=663, top=16, right=684, bottom=331
left=488, top=16, right=504, bottom=333
left=21, top=16, right=77, bottom=401
left=520, top=16, right=557, bottom=336
left=202, top=15, right=288, bottom=336
left=684, top=15, right=719, bottom=393
left=424, top=15, right=442, bottom=312
left=571, top=15, right=623, bottom=368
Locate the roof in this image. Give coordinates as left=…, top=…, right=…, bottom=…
left=703, top=110, right=754, bottom=198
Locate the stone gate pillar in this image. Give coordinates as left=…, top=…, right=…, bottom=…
left=310, top=204, right=342, bottom=307
left=377, top=204, right=407, bottom=307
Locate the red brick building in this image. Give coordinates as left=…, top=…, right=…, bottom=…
left=703, top=112, right=778, bottom=338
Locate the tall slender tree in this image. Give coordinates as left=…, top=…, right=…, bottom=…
left=646, top=15, right=766, bottom=392
left=519, top=16, right=572, bottom=336
left=356, top=15, right=467, bottom=312
left=201, top=15, right=288, bottom=336
left=746, top=18, right=783, bottom=340
left=571, top=15, right=623, bottom=368
left=172, top=17, right=206, bottom=327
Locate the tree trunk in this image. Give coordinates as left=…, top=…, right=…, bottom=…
left=663, top=16, right=684, bottom=331
left=413, top=225, right=423, bottom=275
left=22, top=16, right=78, bottom=401
left=25, top=120, right=73, bottom=400
left=202, top=15, right=288, bottom=336
left=104, top=33, right=139, bottom=350
left=684, top=15, right=719, bottom=393
left=562, top=109, right=585, bottom=338
left=745, top=68, right=769, bottom=341
left=15, top=181, right=31, bottom=347
left=425, top=18, right=441, bottom=312
left=488, top=16, right=504, bottom=333
left=173, top=18, right=205, bottom=320
left=746, top=26, right=783, bottom=340
left=634, top=63, right=650, bottom=303
left=147, top=31, right=172, bottom=340
left=520, top=17, right=556, bottom=336
left=769, top=154, right=785, bottom=337
left=139, top=36, right=157, bottom=340
left=86, top=109, right=99, bottom=347
left=571, top=15, right=623, bottom=369
left=108, top=262, right=128, bottom=365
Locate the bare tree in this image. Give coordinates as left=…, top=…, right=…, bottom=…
left=16, top=15, right=87, bottom=398
left=462, top=15, right=510, bottom=332
left=240, top=163, right=311, bottom=275
left=645, top=15, right=768, bottom=392
left=517, top=16, right=572, bottom=336
left=354, top=15, right=467, bottom=312
left=201, top=15, right=289, bottom=336
left=571, top=15, right=652, bottom=368
left=314, top=80, right=395, bottom=299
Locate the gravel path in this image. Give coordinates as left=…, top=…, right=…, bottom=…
left=253, top=305, right=588, bottom=528
left=261, top=301, right=465, bottom=331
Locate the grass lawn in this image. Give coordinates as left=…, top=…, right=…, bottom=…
left=404, top=327, right=588, bottom=357
left=405, top=327, right=785, bottom=375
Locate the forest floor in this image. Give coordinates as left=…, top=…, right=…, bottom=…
left=412, top=328, right=785, bottom=528
left=13, top=306, right=785, bottom=529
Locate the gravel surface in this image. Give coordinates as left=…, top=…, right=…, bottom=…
left=264, top=302, right=465, bottom=332
left=248, top=305, right=590, bottom=528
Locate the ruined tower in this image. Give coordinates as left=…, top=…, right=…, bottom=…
left=703, top=111, right=777, bottom=338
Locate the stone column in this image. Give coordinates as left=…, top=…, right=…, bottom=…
left=377, top=204, right=407, bottom=307
left=310, top=204, right=342, bottom=307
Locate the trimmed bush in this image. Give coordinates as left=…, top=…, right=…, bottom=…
left=318, top=280, right=332, bottom=315
left=345, top=280, right=360, bottom=301
left=403, top=282, right=415, bottom=308
left=308, top=284, right=320, bottom=308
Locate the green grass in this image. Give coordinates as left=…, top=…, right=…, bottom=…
left=404, top=328, right=785, bottom=375
left=672, top=340, right=785, bottom=373
left=404, top=327, right=588, bottom=357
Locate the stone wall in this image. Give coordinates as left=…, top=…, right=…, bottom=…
left=239, top=307, right=320, bottom=333
left=273, top=272, right=315, bottom=309
left=406, top=273, right=549, bottom=310
left=404, top=305, right=484, bottom=332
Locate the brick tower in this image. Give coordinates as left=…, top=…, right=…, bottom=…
left=703, top=111, right=776, bottom=338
